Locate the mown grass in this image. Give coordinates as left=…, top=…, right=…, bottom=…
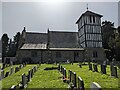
left=61, top=63, right=119, bottom=89
left=1, top=63, right=120, bottom=89
left=27, top=64, right=68, bottom=89
left=2, top=64, right=37, bottom=88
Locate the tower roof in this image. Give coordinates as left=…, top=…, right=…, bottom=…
left=76, top=10, right=103, bottom=24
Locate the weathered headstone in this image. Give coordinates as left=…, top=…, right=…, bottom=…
left=89, top=64, right=92, bottom=70
left=93, top=64, right=98, bottom=72
left=71, top=72, right=77, bottom=87
left=111, top=66, right=118, bottom=78
left=78, top=76, right=84, bottom=90
left=60, top=66, right=62, bottom=73
left=90, top=82, right=102, bottom=90
left=28, top=69, right=31, bottom=82
left=101, top=64, right=106, bottom=74
left=5, top=71, right=9, bottom=77
left=68, top=70, right=72, bottom=82
left=15, top=67, right=19, bottom=73
left=63, top=68, right=67, bottom=79
left=0, top=66, right=1, bottom=70
left=1, top=70, right=4, bottom=79
left=22, top=74, right=27, bottom=88
left=79, top=63, right=82, bottom=68
left=10, top=61, right=13, bottom=66
left=31, top=69, right=33, bottom=78
left=3, top=63, right=5, bottom=69
left=19, top=64, right=23, bottom=69
left=58, top=64, right=60, bottom=71
left=10, top=67, right=14, bottom=75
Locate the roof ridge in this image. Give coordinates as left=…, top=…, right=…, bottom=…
left=26, top=32, right=47, bottom=34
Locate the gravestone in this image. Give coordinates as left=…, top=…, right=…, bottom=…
left=19, top=64, right=23, bottom=69
left=78, top=76, right=84, bottom=90
left=71, top=72, right=77, bottom=87
left=68, top=70, right=72, bottom=82
left=22, top=73, right=27, bottom=88
left=31, top=69, right=34, bottom=78
left=28, top=69, right=31, bottom=82
left=101, top=64, right=106, bottom=74
left=111, top=66, right=118, bottom=78
left=90, top=82, right=102, bottom=90
left=5, top=71, right=9, bottom=77
left=0, top=66, right=1, bottom=70
left=3, top=63, right=5, bottom=69
left=10, top=67, right=14, bottom=75
left=93, top=64, right=98, bottom=72
left=79, top=63, right=82, bottom=68
left=63, top=68, right=67, bottom=79
left=89, top=64, right=92, bottom=70
left=23, top=63, right=25, bottom=67
left=60, top=66, right=63, bottom=73
left=10, top=61, right=13, bottom=66
left=58, top=64, right=60, bottom=71
left=1, top=70, right=4, bottom=79
left=15, top=67, right=19, bottom=73
left=10, top=85, right=16, bottom=90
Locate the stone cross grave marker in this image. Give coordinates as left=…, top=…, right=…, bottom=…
left=78, top=76, right=84, bottom=90
left=90, top=82, right=102, bottom=90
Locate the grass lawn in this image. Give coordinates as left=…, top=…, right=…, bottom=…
left=1, top=63, right=119, bottom=89
left=61, top=63, right=119, bottom=89
left=2, top=64, right=37, bottom=88
left=27, top=64, right=68, bottom=89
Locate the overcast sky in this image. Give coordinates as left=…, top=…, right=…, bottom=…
left=0, top=1, right=119, bottom=39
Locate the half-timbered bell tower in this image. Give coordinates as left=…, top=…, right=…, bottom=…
left=76, top=10, right=106, bottom=62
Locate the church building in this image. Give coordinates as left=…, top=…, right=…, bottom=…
left=17, top=10, right=106, bottom=63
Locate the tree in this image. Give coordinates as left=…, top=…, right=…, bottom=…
left=1, top=33, right=9, bottom=62
left=7, top=32, right=21, bottom=57
left=101, top=20, right=115, bottom=49
left=115, top=26, right=120, bottom=61
left=14, top=32, right=20, bottom=49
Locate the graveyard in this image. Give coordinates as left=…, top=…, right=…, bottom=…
left=0, top=62, right=119, bottom=89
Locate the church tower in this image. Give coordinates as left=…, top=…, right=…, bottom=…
left=76, top=9, right=106, bottom=62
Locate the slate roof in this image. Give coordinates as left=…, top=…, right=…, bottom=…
left=25, top=32, right=48, bottom=44
left=20, top=30, right=83, bottom=50
left=76, top=10, right=103, bottom=24
left=48, top=31, right=81, bottom=48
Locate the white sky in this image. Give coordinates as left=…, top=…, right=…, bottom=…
left=0, top=0, right=120, bottom=39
